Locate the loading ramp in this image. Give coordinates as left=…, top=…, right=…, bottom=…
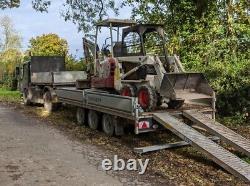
left=152, top=112, right=250, bottom=182
left=183, top=109, right=250, bottom=157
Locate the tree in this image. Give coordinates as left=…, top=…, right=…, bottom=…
left=0, top=16, right=22, bottom=51
left=125, top=0, right=249, bottom=118
left=28, top=33, right=68, bottom=56
left=0, top=16, right=22, bottom=87
left=0, top=0, right=118, bottom=33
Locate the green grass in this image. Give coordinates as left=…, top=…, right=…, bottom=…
left=0, top=87, right=21, bottom=103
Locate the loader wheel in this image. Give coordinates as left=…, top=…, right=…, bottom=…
left=120, top=84, right=135, bottom=97
left=23, top=89, right=31, bottom=106
left=43, top=91, right=55, bottom=113
left=102, top=114, right=115, bottom=136
left=88, top=110, right=100, bottom=130
left=76, top=107, right=86, bottom=125
left=137, top=85, right=157, bottom=111
left=168, top=100, right=184, bottom=109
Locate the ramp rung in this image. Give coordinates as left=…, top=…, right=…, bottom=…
left=153, top=112, right=250, bottom=182
left=183, top=110, right=250, bottom=157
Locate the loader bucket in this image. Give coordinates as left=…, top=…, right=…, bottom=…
left=160, top=73, right=214, bottom=105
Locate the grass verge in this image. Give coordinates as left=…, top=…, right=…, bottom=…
left=0, top=87, right=21, bottom=103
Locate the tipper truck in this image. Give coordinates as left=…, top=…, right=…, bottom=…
left=16, top=56, right=87, bottom=112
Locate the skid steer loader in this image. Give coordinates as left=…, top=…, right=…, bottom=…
left=83, top=19, right=215, bottom=112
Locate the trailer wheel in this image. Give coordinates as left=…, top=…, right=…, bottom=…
left=168, top=100, right=184, bottom=109
left=88, top=110, right=100, bottom=130
left=102, top=114, right=114, bottom=136
left=137, top=85, right=157, bottom=111
left=76, top=107, right=86, bottom=125
left=43, top=91, right=54, bottom=113
left=23, top=89, right=31, bottom=106
left=120, top=84, right=136, bottom=97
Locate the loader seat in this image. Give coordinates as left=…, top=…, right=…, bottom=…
left=113, top=42, right=127, bottom=57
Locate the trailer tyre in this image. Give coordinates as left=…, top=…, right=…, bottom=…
left=88, top=110, right=100, bottom=130
left=137, top=85, right=157, bottom=111
left=76, top=107, right=86, bottom=125
left=102, top=114, right=114, bottom=136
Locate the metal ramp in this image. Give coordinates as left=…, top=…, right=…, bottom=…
left=153, top=112, right=250, bottom=182
left=183, top=110, right=250, bottom=157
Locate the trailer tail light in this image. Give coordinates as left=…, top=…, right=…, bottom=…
left=138, top=121, right=150, bottom=129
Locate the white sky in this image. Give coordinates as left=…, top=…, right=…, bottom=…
left=0, top=0, right=132, bottom=58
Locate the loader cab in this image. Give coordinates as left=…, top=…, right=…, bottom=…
left=120, top=24, right=168, bottom=57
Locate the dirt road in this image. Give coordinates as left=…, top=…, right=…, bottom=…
left=0, top=105, right=123, bottom=186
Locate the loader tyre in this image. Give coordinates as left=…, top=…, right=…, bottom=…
left=120, top=84, right=135, bottom=97
left=168, top=100, right=184, bottom=109
left=23, top=89, right=31, bottom=106
left=88, top=110, right=100, bottom=130
left=137, top=85, right=157, bottom=111
left=102, top=114, right=115, bottom=136
left=76, top=107, right=86, bottom=125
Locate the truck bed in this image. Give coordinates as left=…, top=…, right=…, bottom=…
left=31, top=71, right=87, bottom=85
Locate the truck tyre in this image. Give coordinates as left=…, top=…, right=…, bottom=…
left=43, top=91, right=54, bottom=113
left=168, top=100, right=184, bottom=109
left=23, top=89, right=31, bottom=106
left=120, top=84, right=136, bottom=97
left=137, top=85, right=157, bottom=111
left=102, top=114, right=114, bottom=136
left=76, top=107, right=86, bottom=125
left=88, top=110, right=100, bottom=130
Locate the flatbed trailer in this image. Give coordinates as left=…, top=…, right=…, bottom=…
left=56, top=87, right=250, bottom=182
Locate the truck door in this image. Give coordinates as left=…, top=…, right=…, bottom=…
left=19, top=62, right=30, bottom=92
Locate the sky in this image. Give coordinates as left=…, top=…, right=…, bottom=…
left=0, top=0, right=132, bottom=58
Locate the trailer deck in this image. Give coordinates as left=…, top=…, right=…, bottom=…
left=56, top=87, right=250, bottom=182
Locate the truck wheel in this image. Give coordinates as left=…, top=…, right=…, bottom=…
left=137, top=85, right=157, bottom=111
left=23, top=89, right=31, bottom=106
left=43, top=91, right=54, bottom=113
left=88, top=110, right=100, bottom=130
left=102, top=114, right=114, bottom=136
left=76, top=107, right=86, bottom=125
left=120, top=84, right=136, bottom=97
left=168, top=100, right=184, bottom=109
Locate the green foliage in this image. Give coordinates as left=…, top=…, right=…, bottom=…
left=0, top=0, right=20, bottom=9
left=0, top=87, right=20, bottom=103
left=126, top=0, right=250, bottom=119
left=63, top=0, right=118, bottom=32
left=65, top=55, right=87, bottom=71
left=0, top=0, right=118, bottom=33
left=0, top=16, right=23, bottom=88
left=28, top=33, right=68, bottom=56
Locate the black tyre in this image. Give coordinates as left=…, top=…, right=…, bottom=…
left=23, top=89, right=31, bottom=106
left=137, top=85, right=157, bottom=111
left=43, top=91, right=54, bottom=113
left=87, top=110, right=100, bottom=130
left=76, top=107, right=86, bottom=125
left=120, top=84, right=136, bottom=97
left=168, top=100, right=184, bottom=109
left=102, top=114, right=115, bottom=136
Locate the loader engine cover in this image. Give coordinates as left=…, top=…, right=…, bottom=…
left=91, top=58, right=116, bottom=89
